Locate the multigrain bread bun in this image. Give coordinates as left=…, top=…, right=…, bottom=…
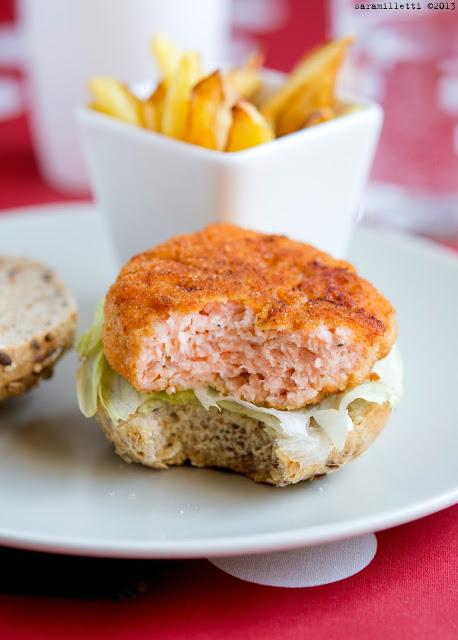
left=0, top=256, right=77, bottom=401
left=96, top=398, right=391, bottom=486
left=104, top=224, right=396, bottom=410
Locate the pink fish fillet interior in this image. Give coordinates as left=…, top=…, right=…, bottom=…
left=135, top=301, right=364, bottom=409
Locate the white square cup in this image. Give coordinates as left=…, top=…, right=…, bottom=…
left=77, top=74, right=382, bottom=264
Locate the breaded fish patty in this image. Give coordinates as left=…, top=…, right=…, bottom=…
left=104, top=224, right=396, bottom=409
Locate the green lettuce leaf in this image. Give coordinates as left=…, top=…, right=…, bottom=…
left=76, top=301, right=104, bottom=358
left=76, top=346, right=105, bottom=418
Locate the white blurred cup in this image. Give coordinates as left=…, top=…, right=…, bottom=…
left=18, top=0, right=231, bottom=193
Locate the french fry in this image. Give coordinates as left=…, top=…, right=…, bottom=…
left=335, top=100, right=359, bottom=116
left=89, top=32, right=355, bottom=148
left=185, top=70, right=232, bottom=150
left=226, top=101, right=274, bottom=152
left=142, top=82, right=166, bottom=132
left=260, top=36, right=354, bottom=131
left=226, top=50, right=264, bottom=100
left=275, top=75, right=338, bottom=137
left=151, top=33, right=181, bottom=83
left=302, top=106, right=335, bottom=129
left=88, top=77, right=143, bottom=126
left=88, top=102, right=105, bottom=114
left=161, top=52, right=202, bottom=139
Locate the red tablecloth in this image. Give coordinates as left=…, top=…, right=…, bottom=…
left=0, top=2, right=457, bottom=638
left=0, top=509, right=456, bottom=640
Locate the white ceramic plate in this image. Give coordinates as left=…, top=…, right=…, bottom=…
left=0, top=204, right=457, bottom=559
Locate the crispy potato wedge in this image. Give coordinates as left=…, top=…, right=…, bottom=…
left=161, top=52, right=202, bottom=139
left=151, top=33, right=181, bottom=83
left=226, top=101, right=274, bottom=152
left=185, top=70, right=232, bottom=150
left=227, top=50, right=264, bottom=100
left=142, top=82, right=166, bottom=132
left=260, top=36, right=354, bottom=131
left=88, top=77, right=143, bottom=126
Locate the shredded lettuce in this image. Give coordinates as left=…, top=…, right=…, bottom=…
left=373, top=345, right=403, bottom=405
left=76, top=346, right=105, bottom=418
left=194, top=387, right=220, bottom=411
left=192, top=347, right=402, bottom=453
left=98, top=363, right=146, bottom=424
left=75, top=302, right=105, bottom=418
left=76, top=305, right=403, bottom=459
left=76, top=301, right=104, bottom=358
left=310, top=409, right=354, bottom=451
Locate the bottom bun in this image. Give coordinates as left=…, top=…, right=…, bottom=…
left=96, top=398, right=391, bottom=486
